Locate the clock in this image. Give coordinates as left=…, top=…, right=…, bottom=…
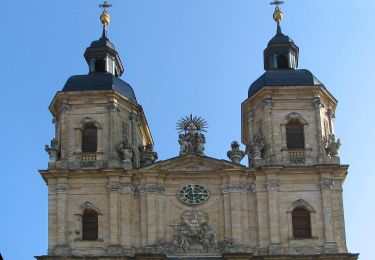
left=178, top=184, right=209, bottom=205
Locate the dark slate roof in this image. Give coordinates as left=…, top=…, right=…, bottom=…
left=62, top=73, right=137, bottom=103
left=268, top=33, right=294, bottom=46
left=248, top=69, right=323, bottom=98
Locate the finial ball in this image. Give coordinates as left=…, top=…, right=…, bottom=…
left=273, top=9, right=283, bottom=23
left=100, top=12, right=110, bottom=26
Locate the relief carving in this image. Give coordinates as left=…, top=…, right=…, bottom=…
left=150, top=211, right=236, bottom=253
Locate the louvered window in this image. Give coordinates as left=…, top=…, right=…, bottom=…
left=292, top=208, right=311, bottom=238
left=286, top=120, right=305, bottom=149
left=82, top=125, right=97, bottom=153
left=82, top=209, right=98, bottom=241
left=277, top=54, right=289, bottom=69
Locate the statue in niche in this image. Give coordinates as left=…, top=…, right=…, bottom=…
left=118, top=143, right=134, bottom=170
left=177, top=114, right=208, bottom=156
left=227, top=141, right=245, bottom=164
left=140, top=143, right=158, bottom=166
left=45, top=138, right=59, bottom=162
left=325, top=133, right=341, bottom=158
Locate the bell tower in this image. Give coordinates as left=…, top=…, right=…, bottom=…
left=45, top=3, right=156, bottom=173
left=41, top=3, right=157, bottom=256
left=242, top=2, right=341, bottom=167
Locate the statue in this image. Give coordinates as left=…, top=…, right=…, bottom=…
left=141, top=143, right=158, bottom=166
left=178, top=134, right=192, bottom=155
left=195, top=134, right=206, bottom=156
left=227, top=141, right=245, bottom=164
left=325, top=133, right=341, bottom=158
left=246, top=135, right=265, bottom=163
left=118, top=143, right=134, bottom=170
left=45, top=138, right=59, bottom=162
left=177, top=115, right=208, bottom=156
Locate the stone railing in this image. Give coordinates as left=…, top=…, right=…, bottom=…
left=288, top=150, right=305, bottom=164
left=81, top=153, right=97, bottom=161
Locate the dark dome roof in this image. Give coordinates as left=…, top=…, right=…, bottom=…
left=268, top=33, right=294, bottom=46
left=89, top=36, right=116, bottom=50
left=248, top=69, right=322, bottom=97
left=62, top=74, right=137, bottom=102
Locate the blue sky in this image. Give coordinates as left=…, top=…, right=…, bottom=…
left=1, top=0, right=374, bottom=259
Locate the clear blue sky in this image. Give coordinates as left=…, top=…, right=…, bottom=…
left=1, top=0, right=373, bottom=259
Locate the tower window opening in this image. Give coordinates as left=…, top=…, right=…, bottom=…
left=82, top=124, right=98, bottom=153
left=286, top=120, right=305, bottom=149
left=94, top=59, right=106, bottom=72
left=82, top=209, right=98, bottom=241
left=292, top=207, right=311, bottom=238
left=277, top=54, right=289, bottom=69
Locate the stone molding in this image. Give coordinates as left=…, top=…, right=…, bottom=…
left=80, top=201, right=102, bottom=214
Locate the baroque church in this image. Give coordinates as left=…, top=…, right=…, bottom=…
left=37, top=2, right=359, bottom=260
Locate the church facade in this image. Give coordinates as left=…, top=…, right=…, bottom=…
left=37, top=3, right=359, bottom=260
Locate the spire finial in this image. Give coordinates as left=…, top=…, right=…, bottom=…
left=99, top=1, right=112, bottom=38
left=270, top=1, right=284, bottom=34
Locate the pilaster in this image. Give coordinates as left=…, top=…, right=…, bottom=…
left=55, top=177, right=69, bottom=255
left=320, top=175, right=339, bottom=253
left=266, top=177, right=283, bottom=254
left=262, top=98, right=275, bottom=162
left=107, top=176, right=122, bottom=254
left=313, top=96, right=325, bottom=163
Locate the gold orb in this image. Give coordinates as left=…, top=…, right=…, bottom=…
left=273, top=9, right=283, bottom=22
left=100, top=12, right=111, bottom=26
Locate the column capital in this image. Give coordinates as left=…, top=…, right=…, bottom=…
left=108, top=101, right=120, bottom=113
left=138, top=184, right=165, bottom=194
left=262, top=98, right=274, bottom=109
left=56, top=184, right=68, bottom=194
left=313, top=97, right=324, bottom=109
left=266, top=182, right=279, bottom=191
left=320, top=179, right=334, bottom=190
left=107, top=182, right=122, bottom=192
left=220, top=183, right=253, bottom=193
left=60, top=103, right=70, bottom=114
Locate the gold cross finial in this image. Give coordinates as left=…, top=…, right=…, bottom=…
left=270, top=0, right=284, bottom=24
left=99, top=1, right=112, bottom=27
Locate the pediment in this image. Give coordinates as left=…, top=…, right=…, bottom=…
left=140, top=155, right=245, bottom=172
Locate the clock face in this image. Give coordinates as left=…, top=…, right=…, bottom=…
left=178, top=184, right=209, bottom=205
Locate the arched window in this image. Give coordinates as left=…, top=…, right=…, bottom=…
left=82, top=209, right=98, bottom=241
left=292, top=207, right=311, bottom=238
left=82, top=124, right=97, bottom=153
left=277, top=54, right=289, bottom=69
left=286, top=120, right=305, bottom=149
